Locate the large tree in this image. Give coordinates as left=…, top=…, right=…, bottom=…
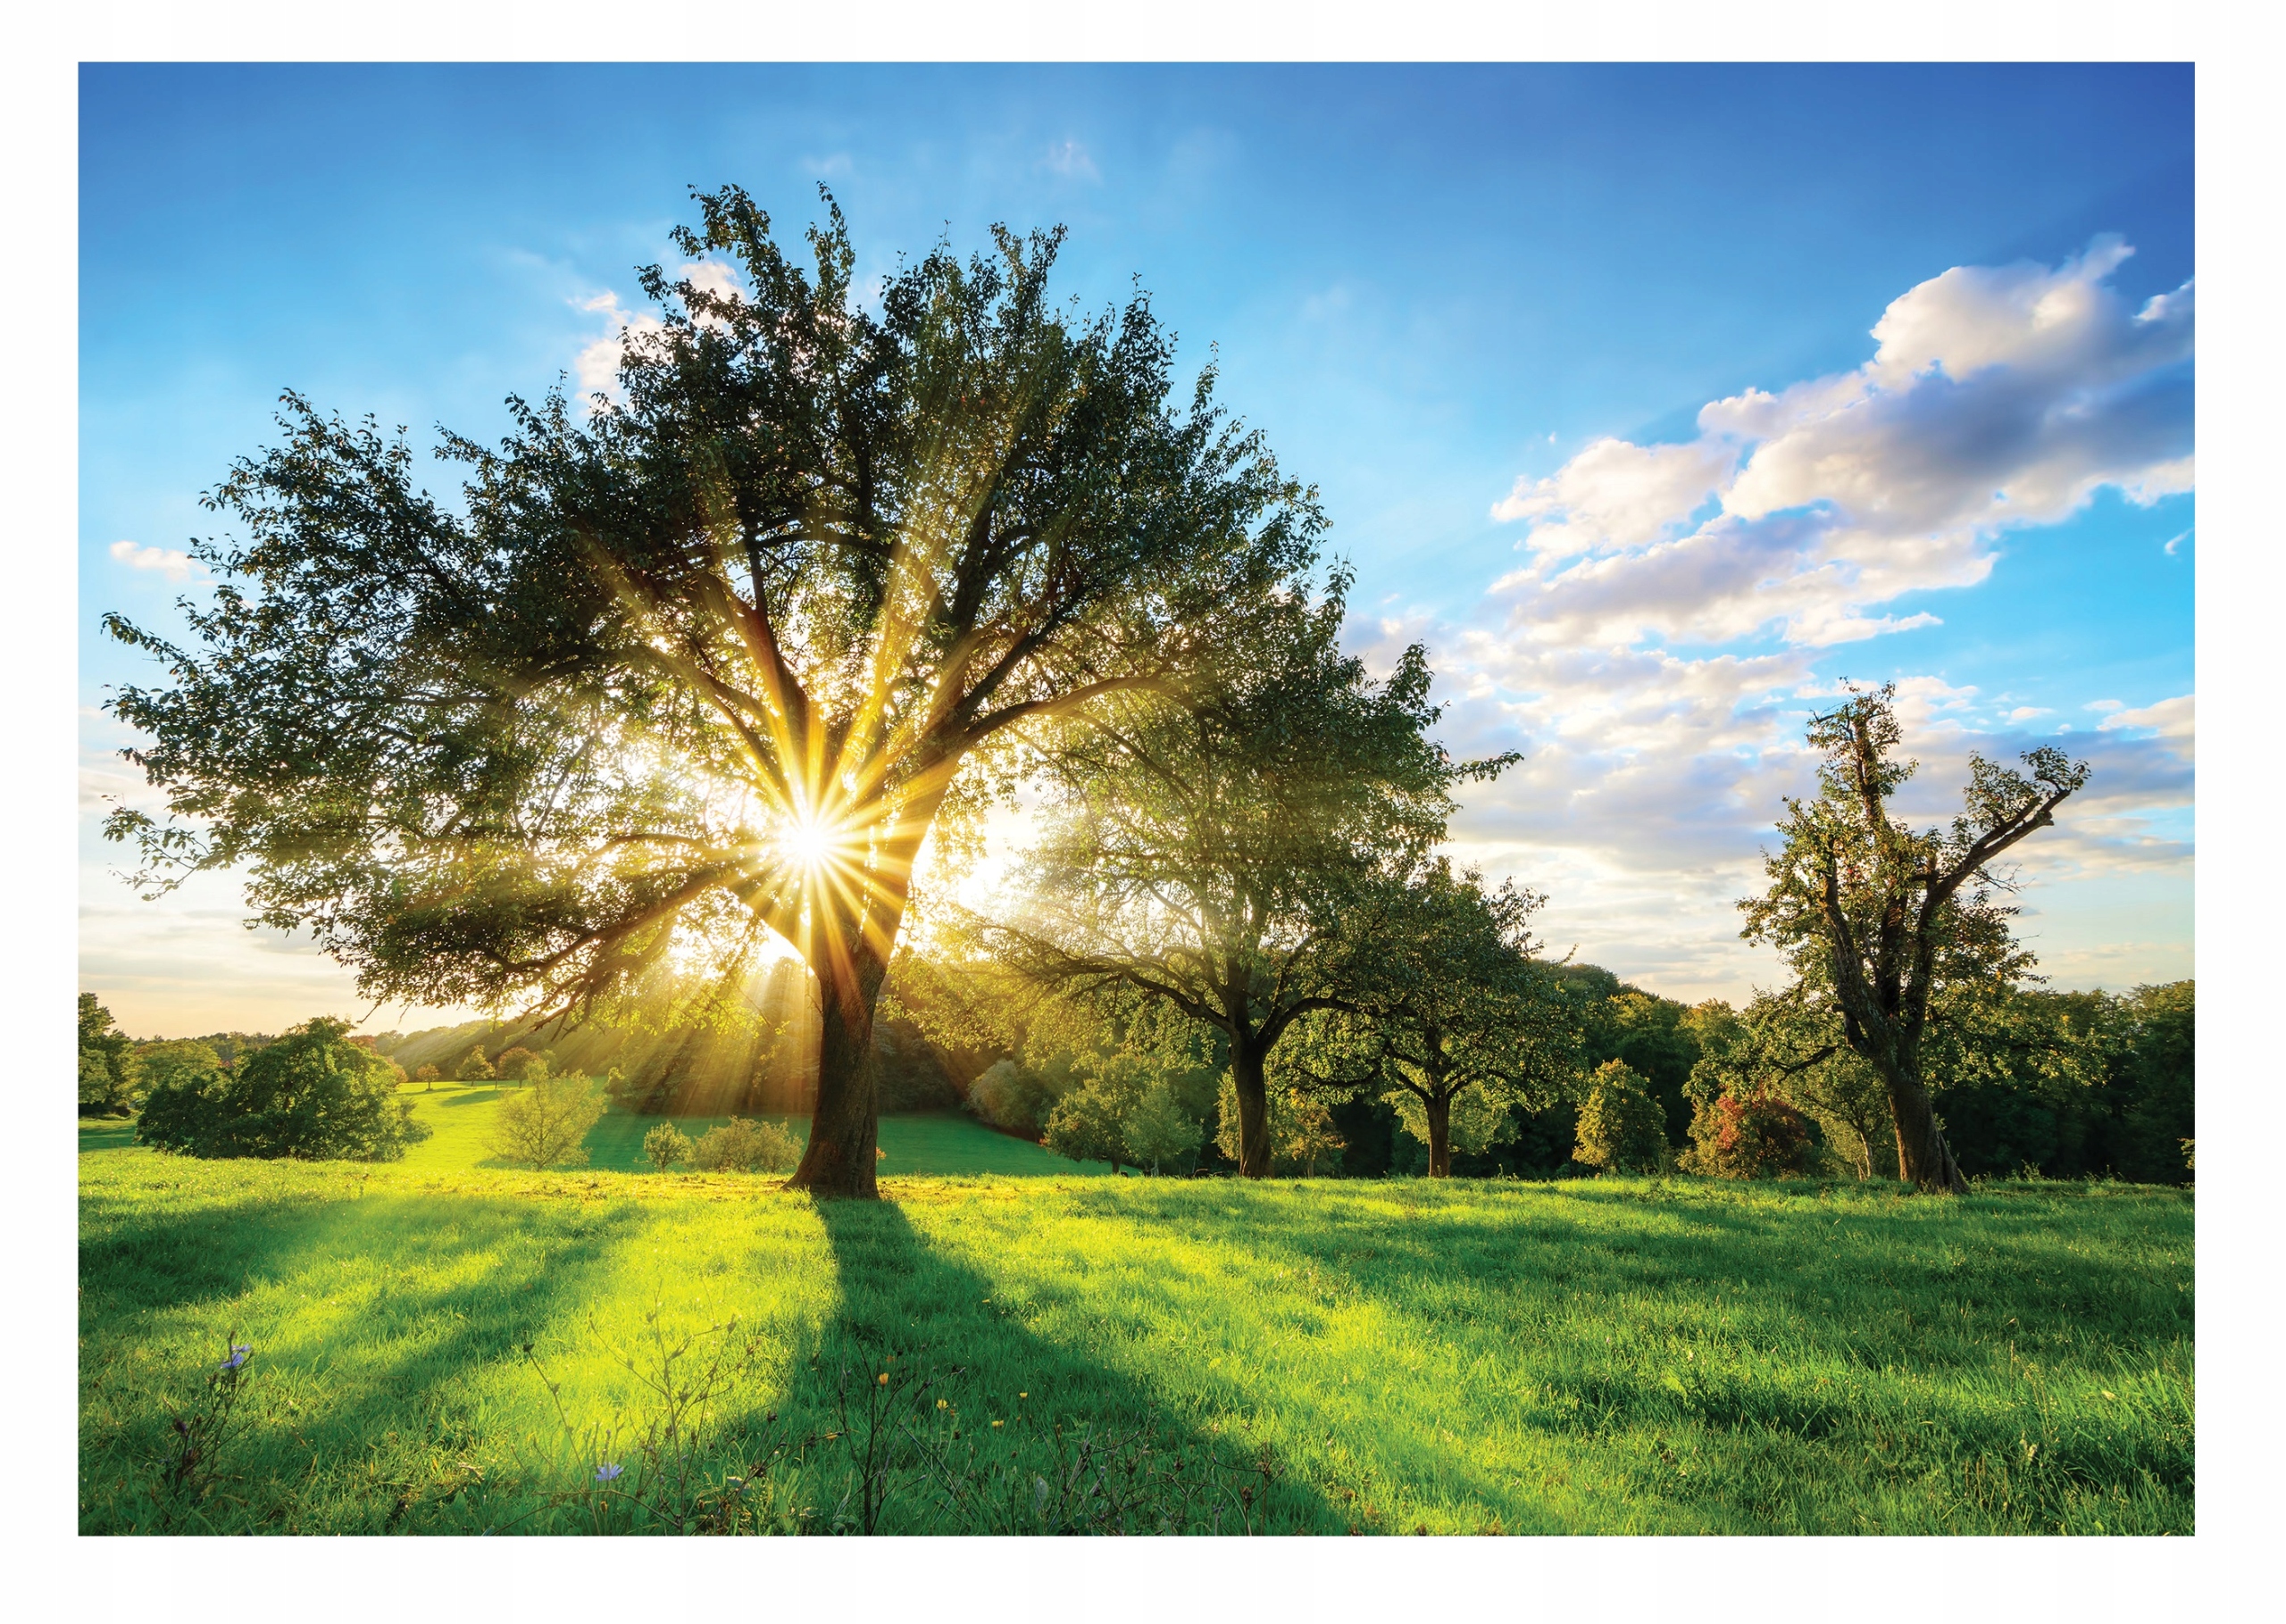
left=982, top=569, right=1507, bottom=1176
left=103, top=187, right=1319, bottom=1197
left=1740, top=684, right=2089, bottom=1194
left=1281, top=861, right=1575, bottom=1177
left=79, top=994, right=140, bottom=1117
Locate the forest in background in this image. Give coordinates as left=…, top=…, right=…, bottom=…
left=87, top=960, right=2193, bottom=1186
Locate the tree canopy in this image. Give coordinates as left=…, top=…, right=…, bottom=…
left=104, top=187, right=1321, bottom=1196
left=79, top=994, right=140, bottom=1117
left=980, top=566, right=1508, bottom=1175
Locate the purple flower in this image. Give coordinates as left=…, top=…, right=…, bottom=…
left=595, top=1462, right=622, bottom=1483
left=219, top=1343, right=251, bottom=1371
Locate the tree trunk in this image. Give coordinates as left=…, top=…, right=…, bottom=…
left=788, top=934, right=887, bottom=1199
left=1881, top=1062, right=1968, bottom=1195
left=1231, top=1040, right=1272, bottom=1178
left=782, top=789, right=941, bottom=1200
left=1424, top=1092, right=1452, bottom=1178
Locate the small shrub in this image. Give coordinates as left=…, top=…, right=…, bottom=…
left=488, top=1075, right=607, bottom=1170
left=690, top=1117, right=801, bottom=1174
left=1573, top=1060, right=1667, bottom=1173
left=155, top=1338, right=258, bottom=1526
left=643, top=1121, right=696, bottom=1172
left=1681, top=1089, right=1820, bottom=1178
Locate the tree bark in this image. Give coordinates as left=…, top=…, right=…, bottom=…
left=1231, top=1039, right=1272, bottom=1178
left=783, top=785, right=942, bottom=1200
left=1881, top=1062, right=1968, bottom=1195
left=788, top=935, right=887, bottom=1199
left=1424, top=1093, right=1452, bottom=1178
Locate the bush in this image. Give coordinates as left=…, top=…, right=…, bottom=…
left=137, top=1017, right=431, bottom=1162
left=968, top=1060, right=1055, bottom=1139
left=1573, top=1060, right=1668, bottom=1173
left=643, top=1121, right=696, bottom=1172
left=487, top=1074, right=608, bottom=1170
left=690, top=1117, right=801, bottom=1174
left=1681, top=1090, right=1819, bottom=1179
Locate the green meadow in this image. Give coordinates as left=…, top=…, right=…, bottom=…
left=79, top=1134, right=2192, bottom=1536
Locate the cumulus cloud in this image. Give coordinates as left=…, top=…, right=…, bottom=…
left=108, top=540, right=201, bottom=582
left=1492, top=237, right=2194, bottom=648
left=1343, top=579, right=2195, bottom=999
left=2098, top=692, right=2194, bottom=754
left=1490, top=436, right=1733, bottom=557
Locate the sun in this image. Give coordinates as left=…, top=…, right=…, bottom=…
left=785, top=815, right=838, bottom=873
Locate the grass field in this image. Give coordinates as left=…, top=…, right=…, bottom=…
left=77, top=1137, right=2192, bottom=1536
left=386, top=1082, right=1100, bottom=1178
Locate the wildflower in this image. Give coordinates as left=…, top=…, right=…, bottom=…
left=878, top=1372, right=889, bottom=1386
left=595, top=1462, right=623, bottom=1483
left=1018, top=1391, right=1028, bottom=1399
left=991, top=1419, right=1003, bottom=1428
left=219, top=1343, right=252, bottom=1371
left=936, top=1398, right=948, bottom=1409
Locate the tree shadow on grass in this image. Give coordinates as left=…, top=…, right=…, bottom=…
left=747, top=1197, right=1343, bottom=1534
left=79, top=1186, right=653, bottom=1533
left=1149, top=1180, right=2191, bottom=1532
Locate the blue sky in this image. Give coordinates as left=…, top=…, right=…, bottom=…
left=79, top=63, right=2195, bottom=1034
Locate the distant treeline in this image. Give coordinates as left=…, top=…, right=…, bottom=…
left=88, top=960, right=2190, bottom=1185
left=889, top=958, right=2195, bottom=1186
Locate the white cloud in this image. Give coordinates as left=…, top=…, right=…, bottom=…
left=1337, top=587, right=2193, bottom=1000
left=573, top=262, right=744, bottom=399
left=1490, top=435, right=1733, bottom=556
left=572, top=289, right=667, bottom=401
left=680, top=259, right=745, bottom=309
left=1043, top=140, right=1100, bottom=182
left=108, top=539, right=201, bottom=582
left=1493, top=237, right=2194, bottom=649
left=2098, top=692, right=2194, bottom=753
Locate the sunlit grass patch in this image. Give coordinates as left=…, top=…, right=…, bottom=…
left=79, top=1149, right=2190, bottom=1535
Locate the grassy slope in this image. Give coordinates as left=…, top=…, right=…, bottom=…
left=394, top=1081, right=1102, bottom=1177
left=78, top=1145, right=2191, bottom=1535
